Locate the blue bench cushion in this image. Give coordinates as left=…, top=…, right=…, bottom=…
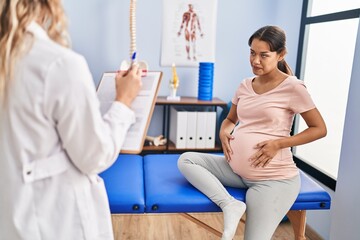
left=293, top=171, right=331, bottom=210
left=100, top=154, right=145, bottom=213
left=144, top=154, right=331, bottom=213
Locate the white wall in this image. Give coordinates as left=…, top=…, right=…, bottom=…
left=63, top=0, right=302, bottom=136
left=63, top=1, right=338, bottom=238
left=329, top=21, right=360, bottom=240
left=306, top=179, right=334, bottom=239
left=62, top=0, right=301, bottom=102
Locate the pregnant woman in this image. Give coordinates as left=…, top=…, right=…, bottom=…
left=177, top=25, right=327, bottom=240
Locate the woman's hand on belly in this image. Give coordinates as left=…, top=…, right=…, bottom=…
left=249, top=139, right=281, bottom=168
left=219, top=129, right=235, bottom=162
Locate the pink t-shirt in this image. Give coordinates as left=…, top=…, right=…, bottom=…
left=229, top=76, right=315, bottom=181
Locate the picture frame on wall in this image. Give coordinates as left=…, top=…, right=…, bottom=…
left=161, top=0, right=218, bottom=67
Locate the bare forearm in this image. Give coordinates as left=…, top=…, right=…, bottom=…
left=276, top=126, right=327, bottom=149
left=220, top=118, right=236, bottom=134
left=277, top=108, right=327, bottom=149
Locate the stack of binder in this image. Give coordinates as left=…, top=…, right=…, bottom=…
left=169, top=106, right=216, bottom=149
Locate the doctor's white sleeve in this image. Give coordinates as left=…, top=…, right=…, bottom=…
left=43, top=51, right=135, bottom=175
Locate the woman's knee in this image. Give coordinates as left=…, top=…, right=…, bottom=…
left=177, top=152, right=195, bottom=170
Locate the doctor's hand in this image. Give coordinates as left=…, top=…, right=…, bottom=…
left=249, top=140, right=280, bottom=168
left=115, top=64, right=142, bottom=108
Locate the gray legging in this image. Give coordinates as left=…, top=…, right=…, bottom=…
left=177, top=152, right=300, bottom=240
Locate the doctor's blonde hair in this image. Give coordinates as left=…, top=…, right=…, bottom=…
left=0, top=0, right=70, bottom=102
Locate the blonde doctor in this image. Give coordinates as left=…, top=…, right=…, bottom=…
left=0, top=1, right=142, bottom=239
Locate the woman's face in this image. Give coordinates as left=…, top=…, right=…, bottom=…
left=249, top=38, right=282, bottom=76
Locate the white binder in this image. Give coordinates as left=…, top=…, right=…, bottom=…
left=195, top=111, right=207, bottom=148
left=205, top=111, right=217, bottom=148
left=186, top=111, right=197, bottom=148
left=169, top=107, right=187, bottom=148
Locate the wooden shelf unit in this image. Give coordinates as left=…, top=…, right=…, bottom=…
left=142, top=96, right=227, bottom=154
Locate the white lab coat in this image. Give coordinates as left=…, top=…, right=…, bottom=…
left=0, top=22, right=135, bottom=240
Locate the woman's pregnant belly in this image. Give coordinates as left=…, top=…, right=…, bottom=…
left=229, top=130, right=298, bottom=180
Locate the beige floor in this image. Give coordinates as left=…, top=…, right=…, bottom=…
left=111, top=213, right=319, bottom=240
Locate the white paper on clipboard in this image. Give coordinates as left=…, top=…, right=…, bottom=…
left=96, top=71, right=162, bottom=154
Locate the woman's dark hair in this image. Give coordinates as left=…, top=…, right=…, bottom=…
left=248, top=26, right=293, bottom=75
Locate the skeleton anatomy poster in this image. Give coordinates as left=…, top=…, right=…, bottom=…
left=161, top=0, right=218, bottom=67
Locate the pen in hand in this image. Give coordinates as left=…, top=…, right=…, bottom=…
left=115, top=51, right=142, bottom=106
left=131, top=51, right=137, bottom=67
left=119, top=51, right=138, bottom=77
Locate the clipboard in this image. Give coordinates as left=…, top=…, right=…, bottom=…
left=96, top=71, right=162, bottom=154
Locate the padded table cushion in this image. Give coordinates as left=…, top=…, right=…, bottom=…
left=100, top=154, right=145, bottom=213
left=144, top=154, right=331, bottom=213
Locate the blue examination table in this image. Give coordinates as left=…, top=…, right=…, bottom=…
left=100, top=154, right=331, bottom=239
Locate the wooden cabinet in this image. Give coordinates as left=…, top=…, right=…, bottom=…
left=142, top=96, right=227, bottom=153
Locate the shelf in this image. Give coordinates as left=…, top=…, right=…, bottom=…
left=141, top=96, right=226, bottom=154
left=156, top=96, right=227, bottom=107
left=142, top=141, right=223, bottom=153
left=142, top=144, right=167, bottom=152
left=167, top=141, right=223, bottom=152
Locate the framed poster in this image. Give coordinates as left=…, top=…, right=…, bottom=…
left=161, top=0, right=218, bottom=67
